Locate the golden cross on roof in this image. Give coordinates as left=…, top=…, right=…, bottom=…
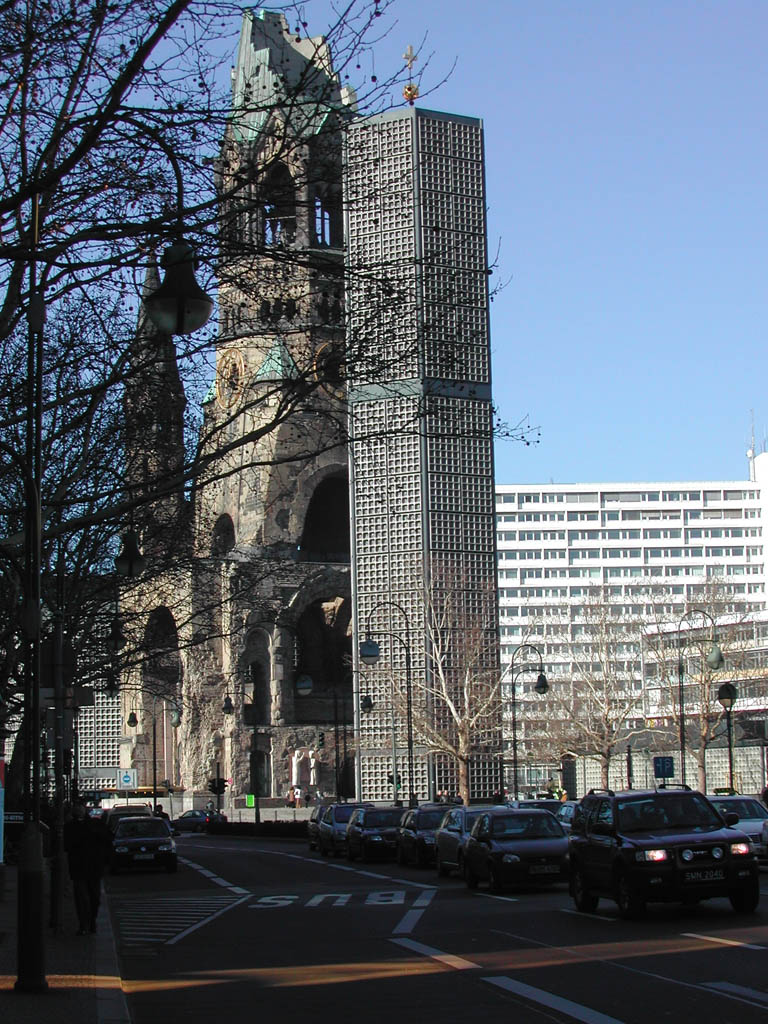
left=403, top=44, right=417, bottom=74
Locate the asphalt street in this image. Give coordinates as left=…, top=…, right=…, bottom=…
left=105, top=836, right=768, bottom=1024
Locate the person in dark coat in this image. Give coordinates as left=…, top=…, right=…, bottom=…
left=63, top=801, right=111, bottom=935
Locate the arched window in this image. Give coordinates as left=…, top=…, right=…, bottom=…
left=211, top=514, right=235, bottom=556
left=298, top=475, right=350, bottom=563
left=249, top=660, right=271, bottom=725
left=261, top=163, right=296, bottom=246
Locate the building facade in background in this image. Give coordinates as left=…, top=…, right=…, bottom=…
left=496, top=452, right=768, bottom=796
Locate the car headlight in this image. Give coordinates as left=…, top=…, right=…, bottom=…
left=502, top=853, right=520, bottom=864
left=635, top=849, right=667, bottom=862
left=731, top=842, right=751, bottom=856
left=422, top=836, right=434, bottom=843
left=369, top=835, right=382, bottom=841
left=712, top=846, right=724, bottom=860
left=115, top=846, right=128, bottom=853
left=158, top=843, right=174, bottom=852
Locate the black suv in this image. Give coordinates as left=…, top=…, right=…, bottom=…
left=569, top=787, right=759, bottom=918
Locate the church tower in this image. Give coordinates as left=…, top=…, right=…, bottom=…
left=181, top=10, right=358, bottom=804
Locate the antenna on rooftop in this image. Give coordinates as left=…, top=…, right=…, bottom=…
left=747, top=410, right=756, bottom=481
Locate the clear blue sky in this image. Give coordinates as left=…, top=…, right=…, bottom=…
left=334, top=0, right=768, bottom=485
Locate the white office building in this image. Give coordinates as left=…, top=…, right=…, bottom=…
left=495, top=452, right=768, bottom=794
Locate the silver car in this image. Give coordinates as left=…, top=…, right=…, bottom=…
left=709, top=795, right=768, bottom=865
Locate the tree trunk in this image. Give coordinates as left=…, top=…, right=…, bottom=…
left=601, top=752, right=610, bottom=790
left=697, top=749, right=707, bottom=794
left=457, top=757, right=469, bottom=806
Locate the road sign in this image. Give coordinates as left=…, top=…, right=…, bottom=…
left=116, top=769, right=137, bottom=790
left=653, top=756, right=674, bottom=779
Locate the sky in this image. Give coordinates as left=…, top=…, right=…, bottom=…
left=328, top=0, right=768, bottom=486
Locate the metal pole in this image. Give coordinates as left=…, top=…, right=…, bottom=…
left=17, top=226, right=47, bottom=992
left=726, top=708, right=734, bottom=793
left=333, top=685, right=340, bottom=802
left=404, top=640, right=416, bottom=808
left=677, top=648, right=686, bottom=787
left=390, top=675, right=398, bottom=805
left=215, top=760, right=221, bottom=813
left=511, top=672, right=518, bottom=800
left=152, top=700, right=157, bottom=812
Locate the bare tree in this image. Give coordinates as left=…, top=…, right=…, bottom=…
left=391, top=574, right=500, bottom=806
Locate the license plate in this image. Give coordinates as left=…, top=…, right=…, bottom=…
left=133, top=853, right=155, bottom=861
left=684, top=868, right=724, bottom=883
left=530, top=864, right=560, bottom=874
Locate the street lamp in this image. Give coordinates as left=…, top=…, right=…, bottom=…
left=503, top=644, right=548, bottom=800
left=362, top=602, right=416, bottom=807
left=717, top=682, right=738, bottom=794
left=677, top=609, right=724, bottom=786
left=359, top=640, right=401, bottom=805
left=126, top=696, right=181, bottom=812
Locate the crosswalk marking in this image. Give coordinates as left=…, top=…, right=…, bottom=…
left=111, top=894, right=243, bottom=947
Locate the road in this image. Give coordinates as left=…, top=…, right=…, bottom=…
left=106, top=835, right=768, bottom=1024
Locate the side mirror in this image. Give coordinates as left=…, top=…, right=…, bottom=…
left=724, top=812, right=739, bottom=826
left=172, top=829, right=181, bottom=837
left=591, top=821, right=613, bottom=837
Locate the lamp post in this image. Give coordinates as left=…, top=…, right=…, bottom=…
left=127, top=697, right=181, bottom=812
left=717, top=682, right=738, bottom=794
left=360, top=601, right=416, bottom=806
left=503, top=644, right=548, bottom=800
left=676, top=609, right=724, bottom=786
left=359, top=642, right=401, bottom=805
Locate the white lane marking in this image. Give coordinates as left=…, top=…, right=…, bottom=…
left=682, top=932, right=767, bottom=950
left=474, top=891, right=519, bottom=904
left=392, top=888, right=436, bottom=931
left=491, top=928, right=768, bottom=1011
left=484, top=977, right=625, bottom=1024
left=703, top=982, right=768, bottom=1006
left=390, top=936, right=480, bottom=970
left=166, top=894, right=252, bottom=945
left=560, top=909, right=616, bottom=922
left=392, top=910, right=425, bottom=935
left=178, top=856, right=249, bottom=894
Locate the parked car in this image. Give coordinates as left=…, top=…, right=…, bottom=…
left=555, top=801, right=578, bottom=834
left=318, top=803, right=369, bottom=857
left=709, top=794, right=768, bottom=865
left=569, top=787, right=759, bottom=918
left=435, top=804, right=492, bottom=877
left=463, top=807, right=569, bottom=891
left=508, top=799, right=563, bottom=815
left=396, top=806, right=446, bottom=866
left=346, top=806, right=404, bottom=861
left=105, top=804, right=153, bottom=833
left=110, top=816, right=177, bottom=874
left=308, top=804, right=332, bottom=851
left=171, top=809, right=226, bottom=833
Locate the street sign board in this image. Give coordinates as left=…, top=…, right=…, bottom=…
left=116, top=769, right=137, bottom=790
left=653, top=756, right=674, bottom=779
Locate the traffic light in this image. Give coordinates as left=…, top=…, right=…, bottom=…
left=207, top=778, right=217, bottom=794
left=387, top=772, right=401, bottom=789
left=318, top=731, right=325, bottom=748
left=207, top=778, right=226, bottom=795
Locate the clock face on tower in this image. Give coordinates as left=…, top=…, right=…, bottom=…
left=216, top=348, right=246, bottom=409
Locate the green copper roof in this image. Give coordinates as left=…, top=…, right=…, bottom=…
left=230, top=9, right=356, bottom=145
left=254, top=337, right=300, bottom=381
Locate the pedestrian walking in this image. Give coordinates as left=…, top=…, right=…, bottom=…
left=63, top=800, right=111, bottom=935
left=294, top=785, right=302, bottom=807
left=154, top=803, right=170, bottom=821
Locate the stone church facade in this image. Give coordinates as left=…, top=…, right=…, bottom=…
left=118, top=10, right=500, bottom=807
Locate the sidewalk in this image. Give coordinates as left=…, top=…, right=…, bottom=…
left=0, top=863, right=129, bottom=1024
